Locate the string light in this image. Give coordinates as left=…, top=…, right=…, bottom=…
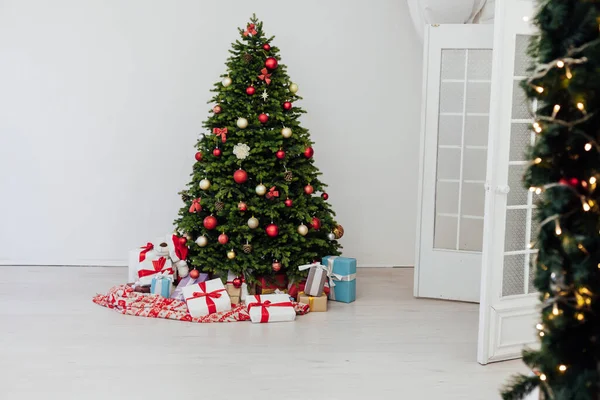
left=577, top=102, right=587, bottom=114
left=553, top=303, right=560, bottom=316
left=556, top=60, right=565, bottom=68
left=584, top=143, right=592, bottom=151
left=552, top=104, right=561, bottom=118
left=534, top=157, right=542, bottom=164
left=533, top=122, right=543, bottom=133
left=536, top=188, right=542, bottom=194
left=558, top=365, right=567, bottom=372
left=540, top=374, right=547, bottom=381
left=535, top=86, right=544, bottom=93
left=540, top=331, right=545, bottom=337
left=576, top=313, right=585, bottom=321
left=582, top=198, right=591, bottom=211
left=555, top=220, right=562, bottom=235
left=536, top=323, right=544, bottom=330
left=590, top=177, right=597, bottom=184
left=566, top=66, right=573, bottom=79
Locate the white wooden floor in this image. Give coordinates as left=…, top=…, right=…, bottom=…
left=0, top=266, right=527, bottom=399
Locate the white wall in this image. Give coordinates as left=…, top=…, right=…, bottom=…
left=0, top=0, right=422, bottom=267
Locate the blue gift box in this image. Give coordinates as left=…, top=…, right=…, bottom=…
left=151, top=274, right=174, bottom=298
left=322, top=256, right=356, bottom=303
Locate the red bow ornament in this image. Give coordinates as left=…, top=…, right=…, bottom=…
left=258, top=68, right=272, bottom=85
left=171, top=234, right=189, bottom=261
left=243, top=23, right=257, bottom=37
left=138, top=242, right=154, bottom=262
left=138, top=256, right=173, bottom=279
left=213, top=127, right=228, bottom=143
left=265, top=186, right=279, bottom=200
left=186, top=282, right=226, bottom=314
left=247, top=296, right=293, bottom=323
left=189, top=198, right=202, bottom=213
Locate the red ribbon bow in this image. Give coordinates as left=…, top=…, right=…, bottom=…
left=247, top=295, right=293, bottom=323
left=138, top=242, right=154, bottom=262
left=189, top=198, right=202, bottom=213
left=213, top=127, right=228, bottom=143
left=137, top=256, right=174, bottom=278
left=243, top=23, right=257, bottom=37
left=171, top=234, right=189, bottom=261
left=258, top=68, right=272, bottom=85
left=265, top=186, right=279, bottom=199
left=185, top=282, right=226, bottom=314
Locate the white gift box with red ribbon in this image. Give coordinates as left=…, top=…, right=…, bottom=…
left=137, top=256, right=174, bottom=286
left=128, top=242, right=161, bottom=283
left=246, top=294, right=296, bottom=324
left=182, top=278, right=231, bottom=318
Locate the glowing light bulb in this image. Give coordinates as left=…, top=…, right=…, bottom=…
left=583, top=200, right=591, bottom=211
left=552, top=104, right=561, bottom=118
left=555, top=220, right=562, bottom=235
left=556, top=60, right=565, bottom=68
left=536, top=188, right=542, bottom=195
left=536, top=323, right=543, bottom=330
left=529, top=187, right=536, bottom=192
left=577, top=313, right=585, bottom=321
left=566, top=66, right=573, bottom=79
left=577, top=102, right=586, bottom=113
left=540, top=374, right=547, bottom=381
left=535, top=86, right=544, bottom=94
left=534, top=157, right=542, bottom=164
left=590, top=177, right=597, bottom=184
left=553, top=303, right=559, bottom=316
left=539, top=332, right=545, bottom=337
left=559, top=365, right=567, bottom=372
left=585, top=143, right=592, bottom=151
left=533, top=122, right=542, bottom=133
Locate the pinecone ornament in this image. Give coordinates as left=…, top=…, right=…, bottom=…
left=284, top=171, right=293, bottom=182
left=242, top=244, right=253, bottom=254
left=243, top=53, right=253, bottom=63
left=215, top=201, right=225, bottom=212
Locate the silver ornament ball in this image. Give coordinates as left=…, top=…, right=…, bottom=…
left=248, top=217, right=259, bottom=229
left=255, top=184, right=267, bottom=196
left=195, top=235, right=208, bottom=247
left=327, top=232, right=336, bottom=241
left=199, top=179, right=211, bottom=191
left=222, top=76, right=232, bottom=87
left=281, top=127, right=292, bottom=138
left=297, top=224, right=309, bottom=236
left=236, top=117, right=248, bottom=129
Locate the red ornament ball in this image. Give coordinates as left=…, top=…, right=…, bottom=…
left=178, top=236, right=188, bottom=246
left=265, top=57, right=278, bottom=70
left=238, top=201, right=248, bottom=212
left=233, top=169, right=248, bottom=184
left=272, top=260, right=282, bottom=272
left=311, top=217, right=321, bottom=230
left=276, top=149, right=286, bottom=159
left=246, top=86, right=256, bottom=95
left=213, top=105, right=222, bottom=114
left=284, top=198, right=293, bottom=207
left=265, top=223, right=279, bottom=237
left=303, top=146, right=314, bottom=158
left=263, top=43, right=271, bottom=51
left=321, top=192, right=329, bottom=200
left=218, top=233, right=229, bottom=245
left=232, top=277, right=242, bottom=288
left=189, top=270, right=200, bottom=279
left=203, top=215, right=218, bottom=230
left=195, top=152, right=202, bottom=161
left=304, top=184, right=314, bottom=195
left=213, top=148, right=222, bottom=157
left=258, top=113, right=269, bottom=124
left=283, top=101, right=292, bottom=111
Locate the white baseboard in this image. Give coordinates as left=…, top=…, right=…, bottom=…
left=0, top=260, right=411, bottom=268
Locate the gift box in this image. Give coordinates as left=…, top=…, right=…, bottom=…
left=288, top=280, right=330, bottom=300
left=151, top=272, right=174, bottom=298
left=298, top=263, right=329, bottom=296
left=256, top=274, right=288, bottom=294
left=246, top=294, right=296, bottom=323
left=322, top=256, right=356, bottom=303
left=230, top=296, right=240, bottom=305
left=170, top=272, right=209, bottom=301
left=128, top=243, right=156, bottom=283
left=298, top=292, right=328, bottom=312
left=183, top=278, right=231, bottom=318
left=137, top=256, right=174, bottom=286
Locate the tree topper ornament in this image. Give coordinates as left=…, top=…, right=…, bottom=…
left=233, top=143, right=250, bottom=160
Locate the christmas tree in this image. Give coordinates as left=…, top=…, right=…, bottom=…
left=502, top=1, right=600, bottom=399
left=175, top=15, right=342, bottom=285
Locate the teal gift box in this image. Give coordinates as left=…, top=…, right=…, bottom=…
left=322, top=256, right=356, bottom=303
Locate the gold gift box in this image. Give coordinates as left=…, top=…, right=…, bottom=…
left=298, top=292, right=328, bottom=312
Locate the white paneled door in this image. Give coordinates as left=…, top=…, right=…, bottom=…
left=415, top=24, right=494, bottom=302
left=477, top=0, right=539, bottom=364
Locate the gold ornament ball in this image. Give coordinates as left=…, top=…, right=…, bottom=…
left=297, top=224, right=309, bottom=236
left=199, top=179, right=211, bottom=190
left=281, top=127, right=292, bottom=138
left=227, top=250, right=236, bottom=260
left=333, top=224, right=345, bottom=239
left=248, top=216, right=259, bottom=229
left=289, top=83, right=299, bottom=94
left=236, top=117, right=248, bottom=129
left=255, top=184, right=267, bottom=196
left=195, top=235, right=208, bottom=247
left=222, top=76, right=232, bottom=87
